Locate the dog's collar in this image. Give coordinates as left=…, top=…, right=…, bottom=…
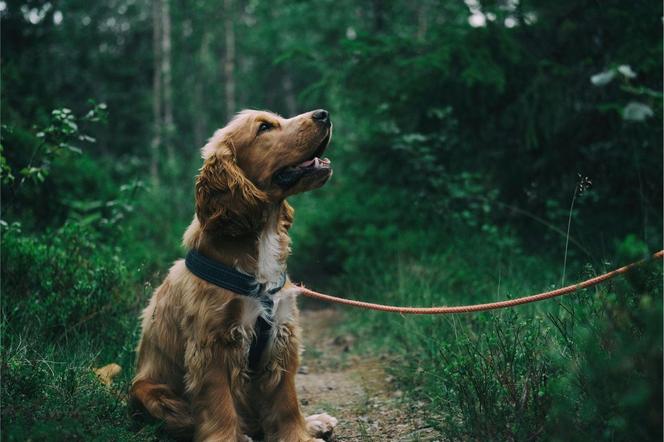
left=185, top=249, right=286, bottom=373
left=185, top=249, right=286, bottom=297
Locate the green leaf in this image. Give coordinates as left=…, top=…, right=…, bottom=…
left=622, top=102, right=654, bottom=121
left=62, top=144, right=83, bottom=154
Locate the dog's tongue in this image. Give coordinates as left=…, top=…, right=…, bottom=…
left=299, top=158, right=317, bottom=168
left=298, top=157, right=330, bottom=168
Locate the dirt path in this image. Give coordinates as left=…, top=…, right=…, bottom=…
left=296, top=309, right=443, bottom=442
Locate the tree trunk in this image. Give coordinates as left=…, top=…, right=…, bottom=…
left=191, top=31, right=207, bottom=149
left=283, top=72, right=297, bottom=117
left=161, top=0, right=175, bottom=164
left=416, top=2, right=429, bottom=41
left=372, top=0, right=384, bottom=32
left=223, top=0, right=236, bottom=120
left=150, top=0, right=162, bottom=184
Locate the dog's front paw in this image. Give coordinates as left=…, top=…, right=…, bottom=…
left=306, top=413, right=338, bottom=440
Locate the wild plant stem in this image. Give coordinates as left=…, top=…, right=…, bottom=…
left=561, top=186, right=578, bottom=286
left=465, top=195, right=592, bottom=258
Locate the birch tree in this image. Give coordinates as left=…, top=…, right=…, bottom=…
left=161, top=0, right=175, bottom=164
left=150, top=0, right=163, bottom=183
left=223, top=0, right=236, bottom=120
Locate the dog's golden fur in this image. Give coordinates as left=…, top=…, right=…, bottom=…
left=130, top=110, right=336, bottom=441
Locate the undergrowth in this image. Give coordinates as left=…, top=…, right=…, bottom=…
left=2, top=102, right=661, bottom=440
left=326, top=231, right=663, bottom=441
left=1, top=108, right=188, bottom=440
left=4, top=1, right=663, bottom=439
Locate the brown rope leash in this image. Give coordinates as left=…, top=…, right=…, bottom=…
left=298, top=250, right=663, bottom=315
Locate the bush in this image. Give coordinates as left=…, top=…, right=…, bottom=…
left=323, top=228, right=662, bottom=441
left=545, top=262, right=663, bottom=441
left=0, top=102, right=191, bottom=440
left=1, top=222, right=138, bottom=342
left=1, top=341, right=152, bottom=442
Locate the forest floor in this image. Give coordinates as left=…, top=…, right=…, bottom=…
left=297, top=309, right=443, bottom=442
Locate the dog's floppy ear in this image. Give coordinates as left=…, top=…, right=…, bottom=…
left=195, top=133, right=267, bottom=236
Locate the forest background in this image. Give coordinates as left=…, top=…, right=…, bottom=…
left=2, top=0, right=662, bottom=440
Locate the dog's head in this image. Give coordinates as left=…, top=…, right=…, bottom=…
left=195, top=109, right=332, bottom=235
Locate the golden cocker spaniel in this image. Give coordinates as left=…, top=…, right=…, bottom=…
left=130, top=109, right=337, bottom=441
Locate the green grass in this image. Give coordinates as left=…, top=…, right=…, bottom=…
left=326, top=232, right=663, bottom=441
left=2, top=336, right=145, bottom=441
left=1, top=153, right=660, bottom=441
left=2, top=211, right=661, bottom=441
left=0, top=168, right=186, bottom=440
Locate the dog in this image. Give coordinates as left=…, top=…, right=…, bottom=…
left=130, top=109, right=337, bottom=441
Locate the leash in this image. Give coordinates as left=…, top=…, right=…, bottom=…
left=298, top=250, right=663, bottom=315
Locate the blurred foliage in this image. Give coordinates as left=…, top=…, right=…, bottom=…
left=544, top=262, right=663, bottom=441
left=2, top=221, right=131, bottom=339
left=2, top=342, right=150, bottom=441
left=336, top=234, right=662, bottom=441
left=1, top=0, right=662, bottom=439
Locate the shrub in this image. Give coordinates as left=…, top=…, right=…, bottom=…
left=1, top=221, right=138, bottom=342
left=326, top=229, right=662, bottom=441
left=545, top=261, right=663, bottom=441
left=1, top=341, right=153, bottom=442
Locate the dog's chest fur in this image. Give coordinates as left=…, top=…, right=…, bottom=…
left=239, top=208, right=296, bottom=329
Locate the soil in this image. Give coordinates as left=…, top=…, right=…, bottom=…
left=296, top=309, right=443, bottom=442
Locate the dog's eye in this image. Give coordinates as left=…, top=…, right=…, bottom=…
left=257, top=122, right=273, bottom=134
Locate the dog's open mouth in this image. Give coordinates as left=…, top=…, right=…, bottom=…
left=273, top=134, right=332, bottom=188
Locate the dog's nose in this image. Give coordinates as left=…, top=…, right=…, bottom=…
left=312, top=109, right=330, bottom=126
